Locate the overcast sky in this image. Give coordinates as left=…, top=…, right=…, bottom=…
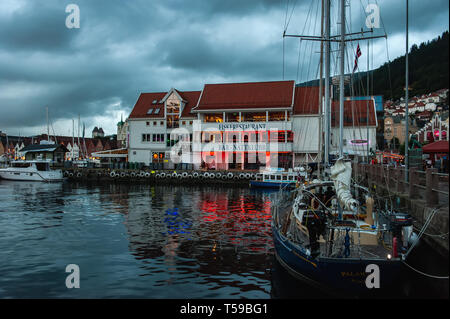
left=0, top=0, right=448, bottom=137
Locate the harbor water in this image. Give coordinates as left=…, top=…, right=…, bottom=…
left=0, top=180, right=447, bottom=298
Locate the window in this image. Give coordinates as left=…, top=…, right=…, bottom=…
left=147, top=109, right=154, bottom=114
left=153, top=121, right=157, bottom=126
left=160, top=121, right=164, bottom=125
left=226, top=113, right=240, bottom=122
left=152, top=134, right=164, bottom=142
left=282, top=175, right=287, bottom=181
left=154, top=108, right=160, bottom=114
left=189, top=121, right=193, bottom=125
left=182, top=121, right=186, bottom=125
left=243, top=112, right=266, bottom=122
left=204, top=114, right=223, bottom=123
left=146, top=121, right=150, bottom=126
left=142, top=134, right=151, bottom=142
left=268, top=112, right=285, bottom=121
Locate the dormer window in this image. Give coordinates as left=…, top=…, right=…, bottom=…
left=147, top=108, right=154, bottom=114
left=154, top=108, right=160, bottom=114
left=152, top=100, right=158, bottom=104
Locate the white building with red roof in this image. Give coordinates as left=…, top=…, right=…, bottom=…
left=127, top=80, right=378, bottom=169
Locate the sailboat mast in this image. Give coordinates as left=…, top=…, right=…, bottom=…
left=324, top=0, right=331, bottom=166
left=46, top=106, right=50, bottom=142
left=405, top=0, right=410, bottom=182
left=367, top=39, right=370, bottom=162
left=77, top=115, right=81, bottom=160
left=318, top=0, right=324, bottom=174
left=339, top=0, right=346, bottom=158
left=72, top=119, right=75, bottom=160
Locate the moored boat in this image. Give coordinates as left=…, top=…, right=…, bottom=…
left=0, top=160, right=64, bottom=182
left=250, top=167, right=308, bottom=189
left=271, top=159, right=416, bottom=293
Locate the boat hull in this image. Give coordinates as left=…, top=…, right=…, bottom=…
left=0, top=169, right=64, bottom=182
left=250, top=180, right=295, bottom=189
left=272, top=225, right=403, bottom=294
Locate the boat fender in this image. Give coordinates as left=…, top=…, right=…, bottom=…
left=63, top=171, right=69, bottom=177
left=221, top=175, right=228, bottom=181
left=76, top=172, right=82, bottom=178
left=192, top=172, right=199, bottom=178
left=215, top=172, right=222, bottom=179
left=233, top=174, right=239, bottom=180
left=145, top=172, right=151, bottom=178
left=182, top=172, right=188, bottom=178
left=245, top=173, right=251, bottom=179
left=239, top=173, right=246, bottom=179
left=203, top=172, right=210, bottom=178
left=392, top=237, right=398, bottom=258
left=68, top=172, right=74, bottom=177
left=160, top=172, right=166, bottom=178
left=120, top=172, right=126, bottom=178
left=227, top=172, right=234, bottom=179
left=172, top=172, right=178, bottom=178
left=130, top=172, right=136, bottom=178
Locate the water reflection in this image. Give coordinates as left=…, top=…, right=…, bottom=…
left=0, top=180, right=446, bottom=299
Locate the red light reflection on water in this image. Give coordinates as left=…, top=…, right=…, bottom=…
left=198, top=194, right=273, bottom=252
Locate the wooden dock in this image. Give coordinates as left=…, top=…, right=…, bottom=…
left=353, top=163, right=449, bottom=258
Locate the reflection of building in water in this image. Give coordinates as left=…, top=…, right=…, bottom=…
left=121, top=186, right=273, bottom=293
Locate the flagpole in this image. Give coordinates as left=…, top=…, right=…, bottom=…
left=367, top=39, right=370, bottom=163
left=405, top=0, right=409, bottom=183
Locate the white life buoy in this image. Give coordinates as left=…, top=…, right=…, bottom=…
left=227, top=172, right=234, bottom=179
left=172, top=172, right=178, bottom=178
left=221, top=175, right=228, bottom=181
left=63, top=171, right=69, bottom=177
left=215, top=172, right=222, bottom=179
left=182, top=172, right=188, bottom=178
left=192, top=172, right=199, bottom=178
left=160, top=172, right=166, bottom=178
left=239, top=173, right=246, bottom=179
left=76, top=172, right=82, bottom=178
left=245, top=173, right=251, bottom=179
left=120, top=172, right=126, bottom=178
left=145, top=172, right=151, bottom=178
left=130, top=172, right=136, bottom=178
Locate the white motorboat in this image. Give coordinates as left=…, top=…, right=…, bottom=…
left=0, top=160, right=64, bottom=182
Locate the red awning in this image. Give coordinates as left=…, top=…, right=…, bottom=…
left=422, top=140, right=449, bottom=153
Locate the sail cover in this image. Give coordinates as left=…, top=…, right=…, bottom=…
left=330, top=158, right=358, bottom=211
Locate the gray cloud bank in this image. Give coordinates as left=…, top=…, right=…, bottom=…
left=0, top=0, right=448, bottom=136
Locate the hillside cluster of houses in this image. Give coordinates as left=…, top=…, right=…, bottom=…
left=384, top=89, right=448, bottom=120
left=383, top=88, right=449, bottom=147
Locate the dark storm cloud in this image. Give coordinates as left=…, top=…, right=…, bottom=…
left=0, top=0, right=448, bottom=136
left=0, top=1, right=75, bottom=52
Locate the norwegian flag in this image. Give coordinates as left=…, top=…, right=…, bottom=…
left=352, top=44, right=362, bottom=73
